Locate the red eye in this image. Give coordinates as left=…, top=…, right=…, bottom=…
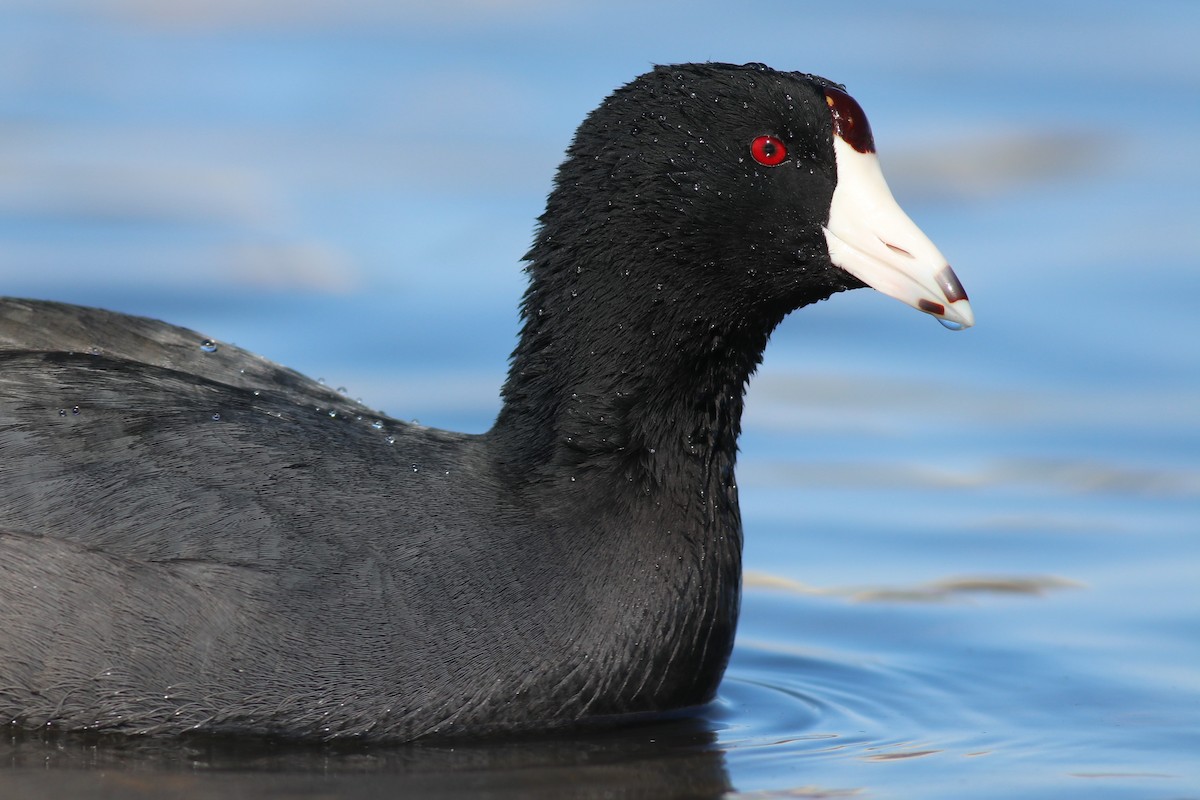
left=750, top=135, right=788, bottom=166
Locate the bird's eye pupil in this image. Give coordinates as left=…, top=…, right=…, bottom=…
left=750, top=135, right=788, bottom=166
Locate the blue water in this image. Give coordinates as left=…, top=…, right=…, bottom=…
left=1, top=1, right=1198, bottom=797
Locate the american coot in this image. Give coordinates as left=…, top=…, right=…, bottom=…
left=0, top=62, right=971, bottom=741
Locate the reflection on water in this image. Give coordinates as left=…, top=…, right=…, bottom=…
left=1, top=721, right=732, bottom=799
left=746, top=571, right=1083, bottom=602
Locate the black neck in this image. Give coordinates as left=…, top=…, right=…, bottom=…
left=490, top=251, right=784, bottom=498
left=485, top=247, right=781, bottom=710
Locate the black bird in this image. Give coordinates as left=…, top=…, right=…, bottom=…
left=0, top=62, right=972, bottom=740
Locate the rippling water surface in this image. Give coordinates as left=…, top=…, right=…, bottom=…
left=1, top=1, right=1198, bottom=797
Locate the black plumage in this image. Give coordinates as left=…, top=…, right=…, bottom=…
left=0, top=63, right=963, bottom=740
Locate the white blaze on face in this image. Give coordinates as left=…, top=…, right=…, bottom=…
left=822, top=87, right=974, bottom=330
